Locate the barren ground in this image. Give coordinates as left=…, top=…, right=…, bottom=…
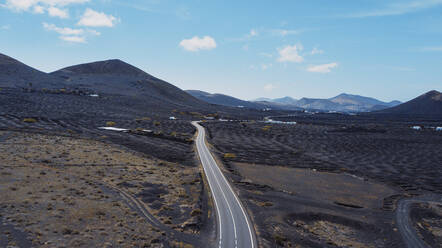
left=202, top=119, right=442, bottom=247
left=0, top=130, right=204, bottom=247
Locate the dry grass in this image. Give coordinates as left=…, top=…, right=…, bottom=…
left=223, top=153, right=237, bottom=159
left=105, top=121, right=116, bottom=127
left=0, top=131, right=202, bottom=247
left=23, top=118, right=37, bottom=123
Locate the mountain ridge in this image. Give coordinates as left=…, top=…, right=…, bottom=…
left=374, top=90, right=442, bottom=117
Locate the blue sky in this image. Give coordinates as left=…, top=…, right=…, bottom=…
left=1, top=0, right=441, bottom=102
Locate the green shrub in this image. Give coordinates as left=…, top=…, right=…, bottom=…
left=259, top=201, right=273, bottom=207
left=262, top=125, right=272, bottom=131
left=190, top=209, right=202, bottom=216
left=106, top=121, right=116, bottom=127
left=273, top=234, right=287, bottom=246
left=224, top=153, right=236, bottom=159
left=23, top=118, right=37, bottom=123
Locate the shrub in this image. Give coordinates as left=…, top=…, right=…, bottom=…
left=170, top=131, right=177, bottom=137
left=259, top=201, right=273, bottom=207
left=154, top=121, right=161, bottom=126
left=23, top=118, right=37, bottom=123
left=273, top=234, right=287, bottom=246
left=262, top=125, right=272, bottom=131
left=106, top=121, right=116, bottom=127
left=224, top=153, right=236, bottom=159
left=190, top=209, right=202, bottom=216
left=135, top=117, right=151, bottom=122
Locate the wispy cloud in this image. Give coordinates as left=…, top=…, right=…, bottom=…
left=226, top=29, right=259, bottom=42
left=264, top=84, right=276, bottom=91
left=389, top=66, right=416, bottom=71
left=307, top=63, right=338, bottom=73
left=420, top=46, right=442, bottom=51
left=60, top=35, right=85, bottom=43
left=43, top=22, right=99, bottom=43
left=226, top=27, right=302, bottom=43
left=259, top=52, right=273, bottom=58
left=0, top=24, right=10, bottom=30
left=346, top=0, right=442, bottom=18
left=311, top=47, right=324, bottom=55
left=269, top=29, right=301, bottom=36
left=261, top=63, right=272, bottom=70
left=43, top=22, right=83, bottom=35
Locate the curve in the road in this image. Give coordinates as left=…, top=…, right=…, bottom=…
left=192, top=121, right=256, bottom=248
left=396, top=195, right=442, bottom=248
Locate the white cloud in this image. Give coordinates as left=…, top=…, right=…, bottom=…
left=311, top=47, right=324, bottom=55
left=277, top=44, right=304, bottom=63
left=264, top=84, right=276, bottom=91
left=77, top=8, right=118, bottom=27
left=1, top=25, right=11, bottom=30
left=347, top=0, right=442, bottom=18
left=60, top=35, right=85, bottom=43
left=33, top=5, right=44, bottom=13
left=307, top=63, right=338, bottom=73
left=43, top=22, right=83, bottom=35
left=47, top=6, right=68, bottom=18
left=3, top=0, right=89, bottom=11
left=179, top=36, right=217, bottom=52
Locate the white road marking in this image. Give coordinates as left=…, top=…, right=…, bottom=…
left=193, top=122, right=255, bottom=248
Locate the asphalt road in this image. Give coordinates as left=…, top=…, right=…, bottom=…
left=396, top=194, right=442, bottom=248
left=192, top=121, right=256, bottom=248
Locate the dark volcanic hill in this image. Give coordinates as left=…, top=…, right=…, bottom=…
left=0, top=53, right=61, bottom=89
left=51, top=59, right=204, bottom=107
left=55, top=59, right=147, bottom=76
left=374, top=90, right=442, bottom=117
left=186, top=90, right=267, bottom=109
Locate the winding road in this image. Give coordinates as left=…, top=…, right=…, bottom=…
left=192, top=121, right=256, bottom=248
left=396, top=195, right=442, bottom=248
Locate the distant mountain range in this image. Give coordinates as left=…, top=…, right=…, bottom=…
left=185, top=90, right=266, bottom=109
left=253, top=94, right=401, bottom=112
left=188, top=90, right=401, bottom=113
left=1, top=52, right=440, bottom=118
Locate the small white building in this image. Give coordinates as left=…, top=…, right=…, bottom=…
left=169, top=116, right=177, bottom=120
left=411, top=126, right=422, bottom=130
left=436, top=127, right=442, bottom=131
